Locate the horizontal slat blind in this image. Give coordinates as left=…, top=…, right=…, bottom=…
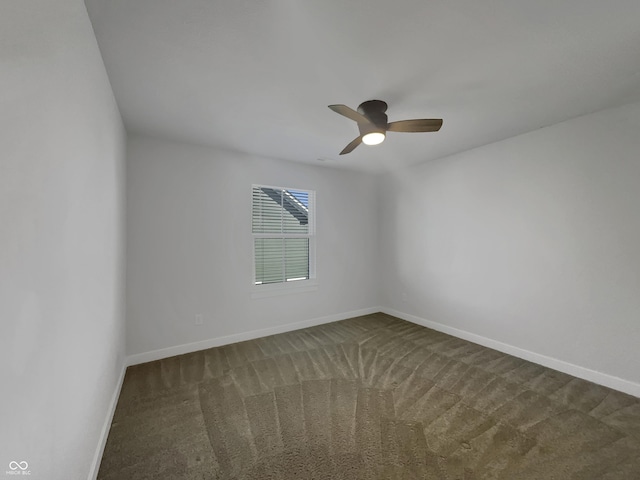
left=284, top=238, right=309, bottom=280
left=252, top=186, right=314, bottom=285
left=254, top=238, right=284, bottom=285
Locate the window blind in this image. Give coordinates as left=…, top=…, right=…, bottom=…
left=252, top=186, right=315, bottom=285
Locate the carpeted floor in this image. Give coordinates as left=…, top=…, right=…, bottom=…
left=98, top=313, right=640, bottom=479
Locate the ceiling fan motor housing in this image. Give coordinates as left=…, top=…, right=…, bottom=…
left=357, top=100, right=388, bottom=129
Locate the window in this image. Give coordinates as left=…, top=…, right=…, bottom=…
left=252, top=185, right=315, bottom=286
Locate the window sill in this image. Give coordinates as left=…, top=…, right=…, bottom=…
left=251, top=280, right=318, bottom=299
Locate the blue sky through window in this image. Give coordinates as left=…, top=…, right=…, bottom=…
left=288, top=190, right=309, bottom=208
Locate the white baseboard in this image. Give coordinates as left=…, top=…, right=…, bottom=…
left=382, top=307, right=640, bottom=398
left=126, top=307, right=381, bottom=366
left=88, top=360, right=127, bottom=480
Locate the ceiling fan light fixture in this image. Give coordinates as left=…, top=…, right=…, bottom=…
left=362, top=131, right=385, bottom=146
left=329, top=100, right=442, bottom=155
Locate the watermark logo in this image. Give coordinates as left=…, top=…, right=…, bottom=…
left=5, top=461, right=30, bottom=476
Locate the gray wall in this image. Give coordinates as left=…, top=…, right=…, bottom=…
left=0, top=1, right=126, bottom=478
left=379, top=101, right=640, bottom=395
left=125, top=135, right=379, bottom=358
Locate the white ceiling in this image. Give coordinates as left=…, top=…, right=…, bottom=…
left=85, top=0, right=640, bottom=172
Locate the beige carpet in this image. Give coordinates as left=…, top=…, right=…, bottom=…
left=98, top=313, right=640, bottom=479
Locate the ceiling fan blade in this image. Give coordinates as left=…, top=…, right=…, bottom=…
left=329, top=104, right=372, bottom=124
left=387, top=119, right=443, bottom=132
left=339, top=136, right=362, bottom=155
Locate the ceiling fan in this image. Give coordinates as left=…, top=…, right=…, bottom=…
left=328, top=100, right=443, bottom=155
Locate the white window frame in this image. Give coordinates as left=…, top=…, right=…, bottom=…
left=251, top=184, right=317, bottom=298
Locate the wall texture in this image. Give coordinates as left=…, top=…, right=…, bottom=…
left=379, top=101, right=640, bottom=396
left=125, top=135, right=379, bottom=358
left=0, top=1, right=126, bottom=479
